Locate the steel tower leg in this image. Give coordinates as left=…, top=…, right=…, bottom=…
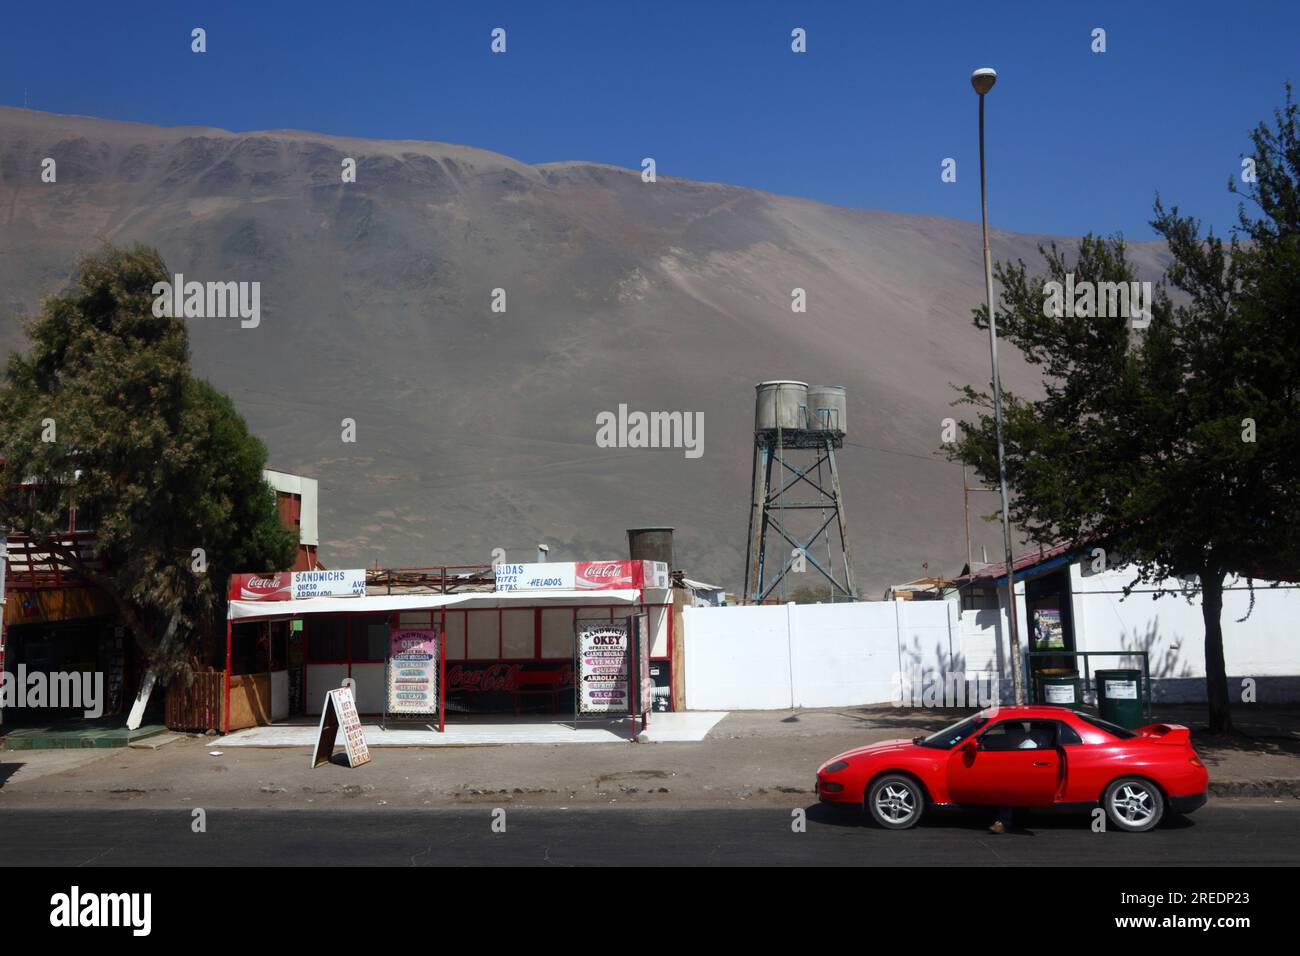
left=743, top=441, right=759, bottom=601
left=747, top=444, right=773, bottom=603
left=826, top=439, right=856, bottom=599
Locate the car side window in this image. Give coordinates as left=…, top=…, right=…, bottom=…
left=979, top=720, right=1027, bottom=751
left=979, top=720, right=1059, bottom=751
left=1055, top=721, right=1083, bottom=746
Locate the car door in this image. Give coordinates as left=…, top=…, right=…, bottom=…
left=945, top=719, right=1062, bottom=806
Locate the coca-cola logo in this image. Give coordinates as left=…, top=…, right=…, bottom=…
left=446, top=663, right=573, bottom=693
left=576, top=561, right=633, bottom=588
left=233, top=572, right=291, bottom=600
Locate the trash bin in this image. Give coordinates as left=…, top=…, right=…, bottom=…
left=1036, top=671, right=1082, bottom=707
left=1095, top=669, right=1143, bottom=728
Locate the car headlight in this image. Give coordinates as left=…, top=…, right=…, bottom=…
left=823, top=760, right=849, bottom=774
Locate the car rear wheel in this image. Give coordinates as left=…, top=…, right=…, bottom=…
left=1103, top=776, right=1164, bottom=833
left=866, top=774, right=924, bottom=830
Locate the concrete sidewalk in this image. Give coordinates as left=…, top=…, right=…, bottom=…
left=1149, top=704, right=1300, bottom=797
left=216, top=712, right=727, bottom=747
left=1, top=705, right=1296, bottom=811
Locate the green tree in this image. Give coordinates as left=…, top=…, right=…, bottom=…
left=948, top=90, right=1300, bottom=733
left=0, top=245, right=297, bottom=695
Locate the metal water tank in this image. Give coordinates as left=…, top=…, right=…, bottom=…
left=627, top=527, right=674, bottom=568
left=807, top=385, right=847, bottom=435
left=755, top=381, right=809, bottom=431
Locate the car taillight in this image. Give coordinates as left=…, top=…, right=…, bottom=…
left=823, top=760, right=849, bottom=774
left=1189, top=755, right=1205, bottom=768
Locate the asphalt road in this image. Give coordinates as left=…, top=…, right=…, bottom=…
left=1, top=802, right=1297, bottom=866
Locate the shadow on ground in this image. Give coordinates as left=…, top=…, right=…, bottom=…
left=805, top=801, right=1197, bottom=834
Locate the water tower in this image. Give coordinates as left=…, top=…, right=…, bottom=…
left=743, top=381, right=856, bottom=602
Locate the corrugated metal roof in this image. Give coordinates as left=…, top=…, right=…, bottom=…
left=956, top=541, right=1080, bottom=586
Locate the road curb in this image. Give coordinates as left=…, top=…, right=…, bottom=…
left=1209, top=779, right=1300, bottom=798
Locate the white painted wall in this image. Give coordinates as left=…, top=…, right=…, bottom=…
left=305, top=664, right=347, bottom=715
left=683, top=564, right=1300, bottom=711
left=263, top=468, right=319, bottom=547
left=684, top=604, right=794, bottom=710
left=271, top=669, right=289, bottom=721
left=959, top=561, right=1300, bottom=703
left=1068, top=564, right=1300, bottom=701
left=683, top=600, right=956, bottom=711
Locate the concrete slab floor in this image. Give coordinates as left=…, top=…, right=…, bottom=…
left=215, top=712, right=728, bottom=747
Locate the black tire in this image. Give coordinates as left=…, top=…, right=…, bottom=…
left=866, top=774, right=925, bottom=830
left=1103, top=776, right=1165, bottom=833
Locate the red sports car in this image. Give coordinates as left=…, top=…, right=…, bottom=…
left=816, top=705, right=1208, bottom=832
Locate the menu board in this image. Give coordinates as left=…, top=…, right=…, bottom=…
left=387, top=627, right=439, bottom=715
left=577, top=620, right=630, bottom=715
left=311, top=685, right=371, bottom=768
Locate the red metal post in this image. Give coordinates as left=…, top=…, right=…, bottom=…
left=439, top=608, right=446, bottom=733
left=222, top=618, right=233, bottom=734
left=628, top=612, right=637, bottom=737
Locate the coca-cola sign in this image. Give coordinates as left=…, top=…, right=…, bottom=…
left=229, top=572, right=290, bottom=601
left=576, top=561, right=634, bottom=588
left=229, top=569, right=367, bottom=601
left=494, top=560, right=669, bottom=592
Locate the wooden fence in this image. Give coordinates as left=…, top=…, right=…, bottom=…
left=165, top=671, right=272, bottom=733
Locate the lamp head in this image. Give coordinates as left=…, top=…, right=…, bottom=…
left=971, top=67, right=997, bottom=95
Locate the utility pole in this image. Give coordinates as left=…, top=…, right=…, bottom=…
left=972, top=66, right=1025, bottom=706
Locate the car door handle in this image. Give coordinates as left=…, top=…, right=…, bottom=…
left=1032, top=761, right=1051, bottom=767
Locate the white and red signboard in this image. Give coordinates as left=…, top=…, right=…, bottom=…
left=310, top=684, right=371, bottom=768
left=494, top=563, right=575, bottom=591
left=495, top=560, right=668, bottom=592
left=291, top=569, right=365, bottom=599
left=229, top=569, right=366, bottom=601
left=387, top=627, right=440, bottom=715
left=577, top=620, right=630, bottom=715
left=230, top=571, right=291, bottom=601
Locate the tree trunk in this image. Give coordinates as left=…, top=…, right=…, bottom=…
left=1200, top=570, right=1233, bottom=734
left=126, top=612, right=181, bottom=730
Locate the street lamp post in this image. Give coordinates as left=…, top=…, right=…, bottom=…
left=972, top=67, right=1025, bottom=706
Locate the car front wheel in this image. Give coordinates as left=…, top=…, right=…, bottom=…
left=867, top=774, right=924, bottom=830
left=1103, top=776, right=1165, bottom=833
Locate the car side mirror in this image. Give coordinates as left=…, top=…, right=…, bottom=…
left=961, top=740, right=978, bottom=754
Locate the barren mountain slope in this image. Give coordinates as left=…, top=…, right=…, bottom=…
left=0, top=108, right=1169, bottom=592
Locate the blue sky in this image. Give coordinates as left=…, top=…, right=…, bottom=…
left=1, top=1, right=1292, bottom=238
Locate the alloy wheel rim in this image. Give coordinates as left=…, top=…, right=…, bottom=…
left=875, top=783, right=915, bottom=823
left=1112, top=783, right=1155, bottom=826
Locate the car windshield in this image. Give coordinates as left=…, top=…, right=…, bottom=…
left=917, top=714, right=988, bottom=749
left=1074, top=712, right=1138, bottom=740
